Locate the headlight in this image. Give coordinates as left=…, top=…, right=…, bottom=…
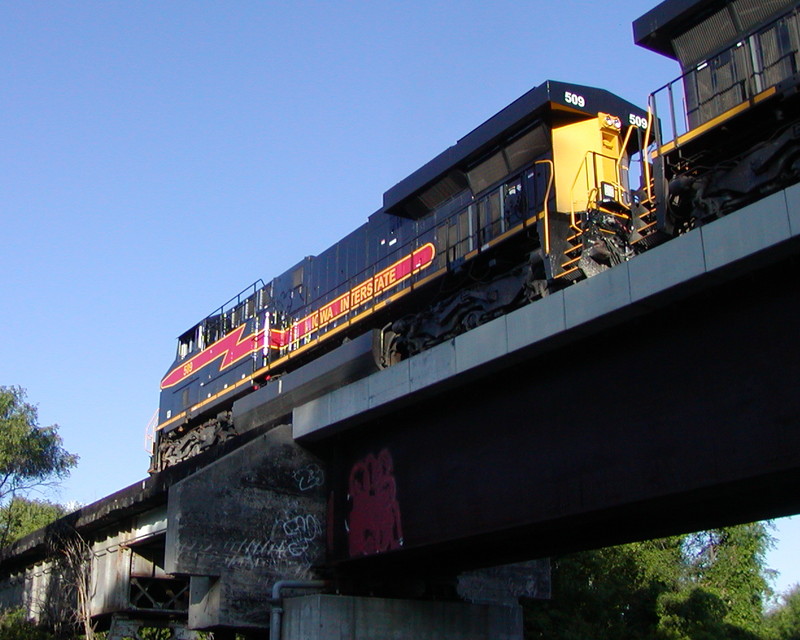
left=601, top=113, right=622, bottom=130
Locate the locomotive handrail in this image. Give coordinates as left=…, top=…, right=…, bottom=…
left=267, top=171, right=547, bottom=359
left=269, top=233, right=430, bottom=357
left=569, top=150, right=631, bottom=231
left=535, top=159, right=555, bottom=254
left=175, top=156, right=557, bottom=367
left=569, top=153, right=591, bottom=232
left=181, top=278, right=268, bottom=352
left=616, top=124, right=636, bottom=207
left=643, top=105, right=654, bottom=204
left=207, top=279, right=267, bottom=324
left=618, top=124, right=635, bottom=167
left=649, top=5, right=800, bottom=150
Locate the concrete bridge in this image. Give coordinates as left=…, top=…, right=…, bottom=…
left=1, top=184, right=799, bottom=639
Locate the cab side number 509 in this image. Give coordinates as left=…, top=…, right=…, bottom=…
left=564, top=91, right=585, bottom=108
left=629, top=113, right=648, bottom=128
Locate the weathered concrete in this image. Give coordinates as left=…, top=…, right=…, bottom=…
left=293, top=184, right=800, bottom=441
left=165, top=424, right=326, bottom=630
left=457, top=560, right=551, bottom=606
left=0, top=505, right=173, bottom=626
left=107, top=614, right=198, bottom=640
left=91, top=505, right=170, bottom=617
left=0, top=557, right=70, bottom=627
left=0, top=422, right=273, bottom=578
left=281, top=594, right=523, bottom=640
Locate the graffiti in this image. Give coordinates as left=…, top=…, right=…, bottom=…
left=292, top=463, right=325, bottom=491
left=206, top=511, right=323, bottom=576
left=283, top=513, right=322, bottom=557
left=347, top=448, right=404, bottom=557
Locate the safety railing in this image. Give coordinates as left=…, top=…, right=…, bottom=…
left=569, top=150, right=631, bottom=232
left=536, top=159, right=554, bottom=255
left=650, top=6, right=800, bottom=149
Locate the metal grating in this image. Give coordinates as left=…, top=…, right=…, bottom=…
left=674, top=7, right=738, bottom=68
left=467, top=151, right=509, bottom=195
left=759, top=11, right=800, bottom=86
left=417, top=171, right=469, bottom=212
left=733, top=0, right=795, bottom=31
left=662, top=4, right=800, bottom=133
left=504, top=126, right=549, bottom=173
left=673, top=0, right=797, bottom=70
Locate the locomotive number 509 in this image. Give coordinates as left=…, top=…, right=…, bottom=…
left=564, top=91, right=586, bottom=107
left=629, top=113, right=648, bottom=129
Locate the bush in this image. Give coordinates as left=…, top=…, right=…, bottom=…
left=0, top=609, right=53, bottom=640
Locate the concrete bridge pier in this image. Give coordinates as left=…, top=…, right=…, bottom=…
left=107, top=614, right=199, bottom=640
left=280, top=594, right=522, bottom=640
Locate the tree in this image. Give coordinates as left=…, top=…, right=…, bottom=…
left=679, top=524, right=775, bottom=636
left=0, top=386, right=77, bottom=547
left=0, top=498, right=66, bottom=547
left=524, top=523, right=775, bottom=640
left=524, top=536, right=685, bottom=640
left=764, top=586, right=800, bottom=640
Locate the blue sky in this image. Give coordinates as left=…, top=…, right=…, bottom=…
left=1, top=1, right=797, bottom=596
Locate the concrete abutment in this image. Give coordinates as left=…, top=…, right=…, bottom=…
left=281, top=594, right=522, bottom=640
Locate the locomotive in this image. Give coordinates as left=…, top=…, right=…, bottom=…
left=636, top=0, right=800, bottom=234
left=150, top=0, right=800, bottom=472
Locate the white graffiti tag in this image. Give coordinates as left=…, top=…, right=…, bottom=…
left=292, top=464, right=325, bottom=491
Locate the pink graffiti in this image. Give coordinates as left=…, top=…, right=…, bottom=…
left=347, top=448, right=404, bottom=557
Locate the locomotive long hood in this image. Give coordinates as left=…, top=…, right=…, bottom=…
left=160, top=243, right=436, bottom=391
left=382, top=80, right=648, bottom=219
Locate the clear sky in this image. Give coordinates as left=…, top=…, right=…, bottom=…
left=1, top=1, right=797, bottom=597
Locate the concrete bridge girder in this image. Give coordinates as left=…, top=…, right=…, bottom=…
left=295, top=184, right=800, bottom=571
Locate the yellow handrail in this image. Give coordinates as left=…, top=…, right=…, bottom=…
left=643, top=105, right=654, bottom=203
left=535, top=159, right=555, bottom=255
left=569, top=153, right=591, bottom=232
left=569, top=150, right=630, bottom=232
left=617, top=124, right=634, bottom=174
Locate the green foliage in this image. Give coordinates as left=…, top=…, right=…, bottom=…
left=0, top=387, right=77, bottom=547
left=119, top=629, right=213, bottom=640
left=764, top=586, right=800, bottom=640
left=0, top=609, right=53, bottom=640
left=140, top=629, right=175, bottom=640
left=525, top=523, right=775, bottom=640
left=0, top=498, right=66, bottom=547
left=657, top=588, right=731, bottom=640
left=525, top=536, right=685, bottom=640
left=681, top=524, right=775, bottom=635
left=0, top=386, right=78, bottom=494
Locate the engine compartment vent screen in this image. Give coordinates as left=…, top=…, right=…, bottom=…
left=416, top=171, right=469, bottom=212
left=733, top=0, right=795, bottom=32
left=504, top=126, right=549, bottom=173
left=673, top=7, right=738, bottom=69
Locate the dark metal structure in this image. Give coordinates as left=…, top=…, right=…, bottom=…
left=321, top=205, right=800, bottom=576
